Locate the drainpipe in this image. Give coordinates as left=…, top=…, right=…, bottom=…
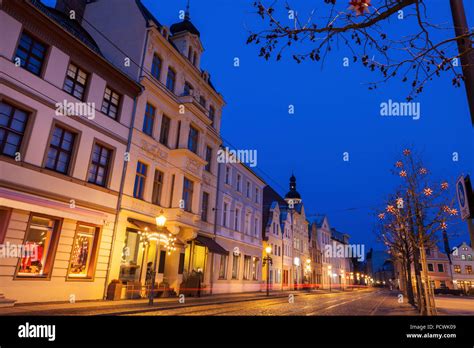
left=102, top=29, right=149, bottom=299
left=210, top=161, right=222, bottom=295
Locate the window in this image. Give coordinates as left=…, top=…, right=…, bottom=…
left=439, top=280, right=447, bottom=289
left=158, top=250, right=166, bottom=274
left=101, top=87, right=121, bottom=119
left=187, top=46, right=193, bottom=60
left=0, top=208, right=12, bottom=244
left=183, top=82, right=193, bottom=96
left=462, top=254, right=466, bottom=260
left=223, top=202, right=228, bottom=227
left=0, top=101, right=29, bottom=157
left=68, top=224, right=100, bottom=279
left=246, top=182, right=250, bottom=198
left=133, top=161, right=147, bottom=199
left=166, top=68, right=176, bottom=92
left=468, top=254, right=473, bottom=261
left=236, top=174, right=241, bottom=192
left=254, top=217, right=259, bottom=236
left=425, top=248, right=431, bottom=256
left=437, top=264, right=444, bottom=272
left=15, top=32, right=47, bottom=76
left=255, top=188, right=260, bottom=203
left=252, top=257, right=259, bottom=280
left=234, top=208, right=240, bottom=231
left=219, top=254, right=228, bottom=279
left=245, top=212, right=251, bottom=235
left=201, top=192, right=209, bottom=222
left=466, top=265, right=472, bottom=274
left=225, top=166, right=231, bottom=185
left=188, top=125, right=199, bottom=153
left=143, top=103, right=155, bottom=136
left=209, top=105, right=215, bottom=127
left=87, top=143, right=112, bottom=187
left=45, top=125, right=76, bottom=174
left=428, top=263, right=434, bottom=272
left=232, top=254, right=239, bottom=279
left=119, top=229, right=140, bottom=281
left=17, top=215, right=60, bottom=278
left=182, top=178, right=194, bottom=212
left=199, top=96, right=206, bottom=108
left=151, top=169, right=164, bottom=205
left=151, top=54, right=162, bottom=80
left=243, top=255, right=251, bottom=280
left=159, top=115, right=171, bottom=146
left=205, top=146, right=212, bottom=172
left=63, top=63, right=88, bottom=100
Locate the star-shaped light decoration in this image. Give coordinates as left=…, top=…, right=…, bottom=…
left=443, top=205, right=451, bottom=213
left=396, top=197, right=404, bottom=207
left=378, top=213, right=385, bottom=220
left=423, top=187, right=433, bottom=196
left=395, top=161, right=403, bottom=168
left=348, top=0, right=371, bottom=16
left=441, top=182, right=449, bottom=190
left=419, top=168, right=427, bottom=175
left=399, top=170, right=407, bottom=177
left=386, top=205, right=396, bottom=214
left=403, top=149, right=411, bottom=156
left=441, top=221, right=447, bottom=230
left=450, top=208, right=458, bottom=216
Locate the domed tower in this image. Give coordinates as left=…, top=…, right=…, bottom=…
left=284, top=174, right=302, bottom=207
left=169, top=0, right=203, bottom=69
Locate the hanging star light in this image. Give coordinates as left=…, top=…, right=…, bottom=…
left=395, top=161, right=403, bottom=168
left=443, top=205, right=451, bottom=213
left=441, top=221, right=447, bottom=229
left=386, top=205, right=396, bottom=214
left=378, top=213, right=385, bottom=220
left=450, top=208, right=458, bottom=216
left=423, top=187, right=433, bottom=196
left=399, top=170, right=407, bottom=177
left=348, top=0, right=371, bottom=16
left=419, top=168, right=427, bottom=175
left=403, top=149, right=411, bottom=156
left=441, top=182, right=449, bottom=190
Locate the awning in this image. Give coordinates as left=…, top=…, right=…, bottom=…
left=127, top=218, right=160, bottom=233
left=195, top=235, right=228, bottom=255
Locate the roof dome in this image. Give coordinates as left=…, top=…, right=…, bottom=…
left=170, top=19, right=200, bottom=37
left=284, top=174, right=302, bottom=201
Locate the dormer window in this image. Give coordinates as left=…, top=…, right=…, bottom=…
left=209, top=106, right=215, bottom=127
left=188, top=46, right=193, bottom=60
left=192, top=51, right=197, bottom=66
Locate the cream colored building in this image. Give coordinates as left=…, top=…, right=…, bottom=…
left=451, top=242, right=474, bottom=292
left=0, top=0, right=141, bottom=303
left=77, top=0, right=225, bottom=296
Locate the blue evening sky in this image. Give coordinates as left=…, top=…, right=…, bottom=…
left=47, top=0, right=474, bottom=250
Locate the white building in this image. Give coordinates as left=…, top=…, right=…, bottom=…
left=210, top=154, right=266, bottom=293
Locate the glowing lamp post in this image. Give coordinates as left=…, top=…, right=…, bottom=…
left=148, top=211, right=168, bottom=306
left=263, top=245, right=273, bottom=296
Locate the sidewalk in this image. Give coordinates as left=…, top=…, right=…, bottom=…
left=370, top=290, right=419, bottom=316
left=0, top=289, right=331, bottom=316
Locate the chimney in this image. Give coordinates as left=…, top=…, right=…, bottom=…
left=55, top=0, right=88, bottom=21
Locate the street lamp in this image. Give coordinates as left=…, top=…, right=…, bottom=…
left=148, top=211, right=168, bottom=306
left=263, top=245, right=273, bottom=296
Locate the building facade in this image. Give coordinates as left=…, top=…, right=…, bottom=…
left=0, top=0, right=141, bottom=303
left=451, top=242, right=474, bottom=293
left=425, top=245, right=454, bottom=290
left=76, top=0, right=226, bottom=296
left=210, top=156, right=266, bottom=293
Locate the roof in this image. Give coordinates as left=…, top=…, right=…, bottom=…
left=170, top=19, right=200, bottom=37
left=136, top=0, right=162, bottom=28
left=32, top=1, right=102, bottom=56
left=331, top=228, right=348, bottom=244
left=313, top=215, right=326, bottom=228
